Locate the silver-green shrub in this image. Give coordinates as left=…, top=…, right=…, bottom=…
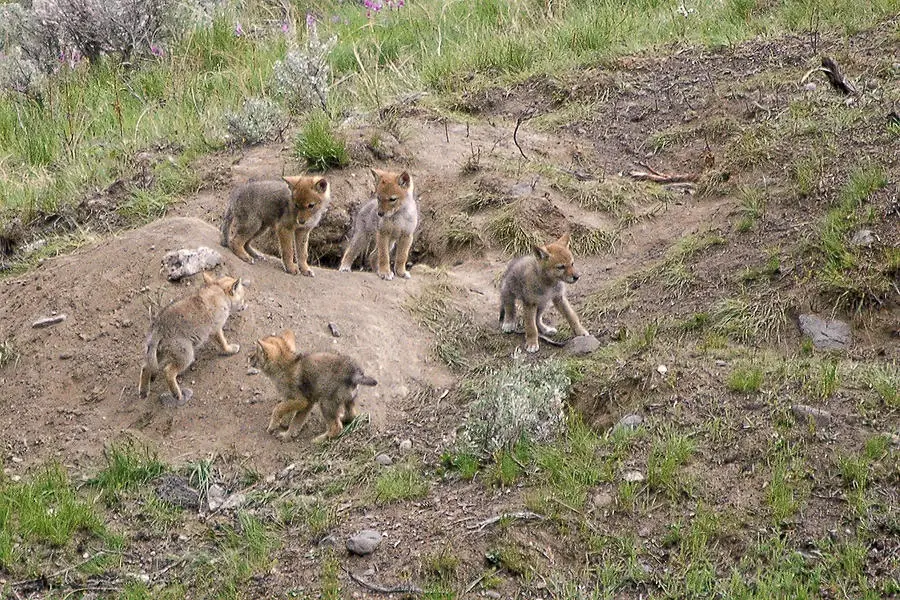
left=461, top=358, right=570, bottom=459
left=225, top=97, right=284, bottom=145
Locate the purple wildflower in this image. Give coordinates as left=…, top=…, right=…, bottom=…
left=234, top=22, right=244, bottom=36
left=306, top=12, right=316, bottom=28
left=281, top=21, right=290, bottom=33
left=150, top=44, right=163, bottom=57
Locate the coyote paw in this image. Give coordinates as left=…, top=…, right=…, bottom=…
left=284, top=264, right=299, bottom=275
left=225, top=343, right=240, bottom=355
left=539, top=325, right=558, bottom=335
left=398, top=271, right=411, bottom=279
left=338, top=265, right=351, bottom=273
left=501, top=322, right=517, bottom=334
left=160, top=388, right=193, bottom=407
left=378, top=271, right=394, bottom=281
left=300, top=268, right=315, bottom=278
left=524, top=342, right=540, bottom=353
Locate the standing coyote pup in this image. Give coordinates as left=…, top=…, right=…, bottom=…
left=250, top=329, right=378, bottom=443
left=499, top=232, right=589, bottom=353
left=139, top=272, right=247, bottom=405
left=221, top=176, right=331, bottom=276
left=338, top=169, right=418, bottom=280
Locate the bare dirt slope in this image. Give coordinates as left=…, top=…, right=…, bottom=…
left=0, top=216, right=452, bottom=472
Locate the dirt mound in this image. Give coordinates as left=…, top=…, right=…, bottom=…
left=0, top=216, right=451, bottom=471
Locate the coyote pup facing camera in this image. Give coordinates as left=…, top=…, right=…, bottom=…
left=499, top=232, right=589, bottom=353
left=221, top=176, right=330, bottom=276
left=139, top=272, right=247, bottom=405
left=339, top=168, right=418, bottom=280
left=250, top=329, right=378, bottom=443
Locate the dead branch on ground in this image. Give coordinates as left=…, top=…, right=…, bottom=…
left=626, top=162, right=699, bottom=184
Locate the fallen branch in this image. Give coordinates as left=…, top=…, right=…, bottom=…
left=626, top=162, right=698, bottom=184
left=342, top=566, right=424, bottom=595
left=820, top=56, right=856, bottom=95
left=800, top=57, right=856, bottom=95
left=468, top=510, right=545, bottom=532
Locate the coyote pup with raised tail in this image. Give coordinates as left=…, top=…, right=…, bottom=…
left=221, top=176, right=331, bottom=276
left=499, top=232, right=589, bottom=353
left=139, top=272, right=247, bottom=405
left=338, top=169, right=418, bottom=280
left=249, top=329, right=378, bottom=443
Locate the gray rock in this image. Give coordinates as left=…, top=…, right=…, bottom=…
left=206, top=484, right=227, bottom=511
left=484, top=592, right=501, bottom=599
left=399, top=439, right=412, bottom=453
left=799, top=314, right=851, bottom=351
left=623, top=470, right=645, bottom=483
left=346, top=529, right=382, bottom=556
left=564, top=334, right=600, bottom=356
left=804, top=82, right=817, bottom=91
left=850, top=229, right=874, bottom=247
left=32, top=314, right=66, bottom=328
left=615, top=414, right=643, bottom=431
left=592, top=492, right=614, bottom=509
left=375, top=453, right=393, bottom=466
left=160, top=246, right=223, bottom=281
left=153, top=475, right=200, bottom=510
left=246, top=367, right=259, bottom=375
left=221, top=492, right=247, bottom=511
left=791, top=404, right=832, bottom=427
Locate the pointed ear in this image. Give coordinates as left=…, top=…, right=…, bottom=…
left=533, top=245, right=550, bottom=261
left=280, top=329, right=296, bottom=352
left=397, top=171, right=411, bottom=188
left=283, top=176, right=300, bottom=189
left=556, top=232, right=571, bottom=248
left=314, top=177, right=328, bottom=194
left=230, top=278, right=242, bottom=295
left=202, top=271, right=216, bottom=285
left=370, top=168, right=382, bottom=181
left=258, top=338, right=276, bottom=358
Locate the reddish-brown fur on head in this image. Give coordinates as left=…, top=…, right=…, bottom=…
left=370, top=168, right=413, bottom=218
left=202, top=272, right=247, bottom=309
left=251, top=329, right=297, bottom=370
left=284, top=176, right=330, bottom=226
left=534, top=232, right=579, bottom=284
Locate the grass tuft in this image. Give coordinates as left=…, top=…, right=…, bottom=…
left=374, top=462, right=429, bottom=504
left=294, top=111, right=350, bottom=171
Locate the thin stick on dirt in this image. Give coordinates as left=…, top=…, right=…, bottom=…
left=626, top=162, right=698, bottom=184
left=341, top=566, right=424, bottom=595
left=468, top=510, right=545, bottom=532
left=513, top=113, right=530, bottom=160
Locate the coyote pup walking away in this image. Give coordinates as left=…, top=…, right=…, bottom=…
left=250, top=329, right=378, bottom=443
left=139, top=272, right=247, bottom=405
left=499, top=232, right=589, bottom=353
left=338, top=169, right=418, bottom=280
left=221, top=176, right=331, bottom=276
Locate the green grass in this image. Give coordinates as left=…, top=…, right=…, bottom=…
left=374, top=462, right=429, bottom=504
left=735, top=186, right=766, bottom=232
left=90, top=443, right=166, bottom=504
left=293, top=111, right=350, bottom=171
left=0, top=464, right=106, bottom=573
left=710, top=294, right=786, bottom=342
left=647, top=429, right=696, bottom=498
left=486, top=207, right=542, bottom=256
left=728, top=365, right=764, bottom=393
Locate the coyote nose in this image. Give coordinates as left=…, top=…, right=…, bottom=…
left=572, top=274, right=579, bottom=281
left=377, top=211, right=385, bottom=217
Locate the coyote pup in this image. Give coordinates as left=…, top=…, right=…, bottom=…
left=250, top=329, right=378, bottom=443
left=139, top=272, right=247, bottom=405
left=221, top=176, right=331, bottom=276
left=499, top=232, right=589, bottom=353
left=338, top=169, right=418, bottom=280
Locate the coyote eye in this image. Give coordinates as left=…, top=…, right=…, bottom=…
left=389, top=196, right=398, bottom=203
left=556, top=265, right=565, bottom=270
left=306, top=203, right=316, bottom=209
